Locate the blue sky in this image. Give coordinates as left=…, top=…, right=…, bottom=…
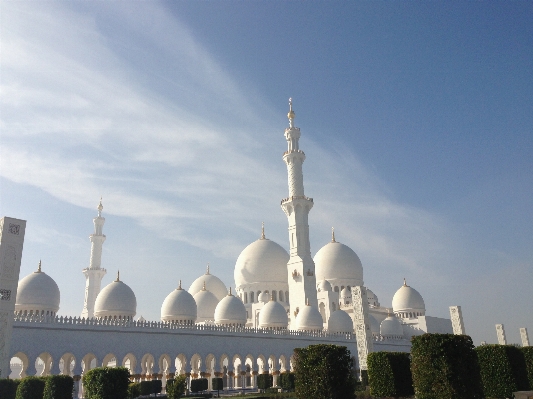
left=1, top=1, right=531, bottom=345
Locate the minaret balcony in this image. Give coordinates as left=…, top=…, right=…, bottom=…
left=280, top=196, right=313, bottom=205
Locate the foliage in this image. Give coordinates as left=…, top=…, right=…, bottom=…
left=43, top=375, right=74, bottom=399
left=82, top=366, right=130, bottom=399
left=257, top=373, right=273, bottom=390
left=166, top=375, right=186, bottom=399
left=0, top=378, right=20, bottom=399
left=15, top=376, right=46, bottom=399
left=127, top=382, right=141, bottom=399
left=212, top=377, right=223, bottom=394
left=140, top=380, right=153, bottom=395
left=279, top=372, right=295, bottom=392
left=411, top=334, right=482, bottom=399
left=152, top=379, right=162, bottom=394
left=190, top=377, right=208, bottom=392
left=293, top=344, right=356, bottom=399
left=522, top=346, right=533, bottom=390
left=367, top=351, right=414, bottom=397
left=476, top=344, right=529, bottom=398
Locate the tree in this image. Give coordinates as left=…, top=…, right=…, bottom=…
left=293, top=344, right=356, bottom=399
left=82, top=367, right=130, bottom=399
left=15, top=377, right=46, bottom=399
left=166, top=375, right=187, bottom=399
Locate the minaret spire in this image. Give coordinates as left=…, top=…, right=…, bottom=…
left=331, top=227, right=336, bottom=243
left=260, top=222, right=266, bottom=240
left=37, top=259, right=42, bottom=273
left=281, top=98, right=318, bottom=312
left=81, top=198, right=108, bottom=318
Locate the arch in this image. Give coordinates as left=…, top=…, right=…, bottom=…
left=250, top=291, right=255, bottom=303
left=190, top=353, right=202, bottom=376
left=36, top=352, right=53, bottom=376
left=279, top=355, right=288, bottom=373
left=244, top=292, right=248, bottom=304
left=347, top=285, right=351, bottom=291
left=59, top=353, right=76, bottom=376
left=341, top=285, right=345, bottom=291
left=334, top=286, right=339, bottom=293
left=272, top=290, right=277, bottom=301
left=289, top=354, right=296, bottom=372
left=257, top=291, right=261, bottom=301
left=176, top=353, right=188, bottom=375
left=319, top=302, right=326, bottom=323
left=285, top=291, right=289, bottom=303
left=10, top=352, right=29, bottom=378
left=256, top=355, right=266, bottom=374
left=219, top=353, right=229, bottom=373
left=279, top=290, right=284, bottom=302
left=158, top=354, right=171, bottom=375
left=140, top=353, right=155, bottom=376
left=102, top=353, right=117, bottom=367
left=81, top=353, right=98, bottom=373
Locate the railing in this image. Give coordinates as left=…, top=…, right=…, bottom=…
left=280, top=196, right=313, bottom=204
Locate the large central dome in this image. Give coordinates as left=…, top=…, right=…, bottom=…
left=314, top=237, right=363, bottom=288
left=234, top=238, right=289, bottom=288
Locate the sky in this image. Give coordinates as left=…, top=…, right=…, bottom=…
left=1, top=1, right=531, bottom=346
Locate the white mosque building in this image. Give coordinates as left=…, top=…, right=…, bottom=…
left=2, top=101, right=459, bottom=396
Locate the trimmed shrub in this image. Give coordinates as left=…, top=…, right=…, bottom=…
left=367, top=351, right=414, bottom=397
left=139, top=380, right=153, bottom=395
left=190, top=377, right=208, bottom=392
left=0, top=379, right=20, bottom=399
left=522, top=346, right=533, bottom=390
left=212, top=377, right=223, bottom=395
left=82, top=366, right=130, bottom=399
left=476, top=344, right=529, bottom=398
left=279, top=372, right=295, bottom=392
left=15, top=376, right=46, bottom=399
left=165, top=375, right=186, bottom=399
left=127, top=382, right=141, bottom=398
left=293, top=344, right=356, bottom=399
left=411, top=333, right=482, bottom=399
left=152, top=379, right=162, bottom=395
left=43, top=375, right=74, bottom=399
left=257, top=373, right=273, bottom=390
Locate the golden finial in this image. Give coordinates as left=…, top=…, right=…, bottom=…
left=229, top=287, right=233, bottom=296
left=97, top=197, right=103, bottom=216
left=270, top=293, right=274, bottom=302
left=306, top=298, right=309, bottom=306
left=287, top=98, right=295, bottom=121
left=260, top=222, right=265, bottom=240
left=178, top=279, right=182, bottom=290
left=202, top=281, right=206, bottom=291
left=37, top=259, right=42, bottom=273
left=116, top=270, right=120, bottom=282
left=206, top=263, right=210, bottom=275
left=403, top=278, right=407, bottom=287
left=331, top=227, right=336, bottom=243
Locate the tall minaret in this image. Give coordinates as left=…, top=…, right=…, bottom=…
left=281, top=99, right=318, bottom=314
left=81, top=199, right=107, bottom=318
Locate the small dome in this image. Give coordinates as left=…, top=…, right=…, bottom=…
left=327, top=310, right=353, bottom=333
left=314, top=239, right=363, bottom=286
left=367, top=289, right=380, bottom=307
left=259, top=291, right=270, bottom=303
left=161, top=281, right=197, bottom=324
left=193, top=287, right=219, bottom=322
left=189, top=266, right=228, bottom=301
left=380, top=315, right=404, bottom=337
left=15, top=263, right=60, bottom=316
left=258, top=300, right=288, bottom=329
left=392, top=280, right=425, bottom=317
left=368, top=314, right=380, bottom=335
left=317, top=279, right=332, bottom=292
left=340, top=287, right=351, bottom=298
left=94, top=274, right=137, bottom=320
left=295, top=304, right=324, bottom=331
left=214, top=290, right=247, bottom=326
left=234, top=238, right=289, bottom=288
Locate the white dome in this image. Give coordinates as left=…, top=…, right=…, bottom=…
left=234, top=238, right=289, bottom=288
left=189, top=267, right=228, bottom=301
left=392, top=280, right=425, bottom=317
left=193, top=287, right=219, bottom=322
left=314, top=240, right=363, bottom=286
left=259, top=291, right=270, bottom=303
left=15, top=265, right=60, bottom=315
left=214, top=291, right=247, bottom=326
left=367, top=288, right=380, bottom=307
left=340, top=287, right=351, bottom=298
left=258, top=300, right=288, bottom=329
left=94, top=276, right=137, bottom=320
left=316, top=279, right=332, bottom=292
left=368, top=313, right=380, bottom=335
left=295, top=305, right=324, bottom=331
left=161, top=281, right=197, bottom=324
left=327, top=310, right=353, bottom=333
left=380, top=315, right=404, bottom=337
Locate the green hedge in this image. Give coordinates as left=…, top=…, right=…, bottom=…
left=127, top=382, right=141, bottom=398
left=279, top=372, right=295, bottom=391
left=294, top=344, right=356, bottom=399
left=367, top=351, right=414, bottom=397
left=82, top=367, right=130, bottom=399
left=476, top=344, right=529, bottom=398
left=166, top=375, right=186, bottom=399
left=411, top=333, right=482, bottom=399
left=0, top=379, right=20, bottom=399
left=15, top=376, right=46, bottom=399
left=190, top=378, right=208, bottom=393
left=43, top=375, right=73, bottom=399
left=522, top=346, right=533, bottom=390
left=257, top=373, right=273, bottom=390
left=140, top=380, right=153, bottom=395
left=212, top=377, right=223, bottom=392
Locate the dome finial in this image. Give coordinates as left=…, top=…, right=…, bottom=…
left=37, top=259, right=42, bottom=273
left=229, top=287, right=233, bottom=296
left=178, top=279, right=182, bottom=290
left=403, top=278, right=407, bottom=287
left=97, top=197, right=103, bottom=217
left=331, top=227, right=336, bottom=243
left=306, top=298, right=309, bottom=306
left=270, top=293, right=274, bottom=302
left=202, top=281, right=206, bottom=291
left=206, top=263, right=210, bottom=275
left=116, top=270, right=120, bottom=282
left=287, top=98, right=296, bottom=128
left=260, top=222, right=266, bottom=240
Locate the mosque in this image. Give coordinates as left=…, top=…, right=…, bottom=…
left=0, top=100, right=460, bottom=396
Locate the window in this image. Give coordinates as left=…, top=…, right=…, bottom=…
left=279, top=291, right=284, bottom=302
left=250, top=292, right=255, bottom=303
left=244, top=292, right=248, bottom=304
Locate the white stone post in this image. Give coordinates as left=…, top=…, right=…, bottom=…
left=0, top=217, right=26, bottom=378
left=351, top=286, right=373, bottom=371
left=449, top=306, right=466, bottom=335
left=496, top=324, right=507, bottom=345
left=520, top=328, right=530, bottom=347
